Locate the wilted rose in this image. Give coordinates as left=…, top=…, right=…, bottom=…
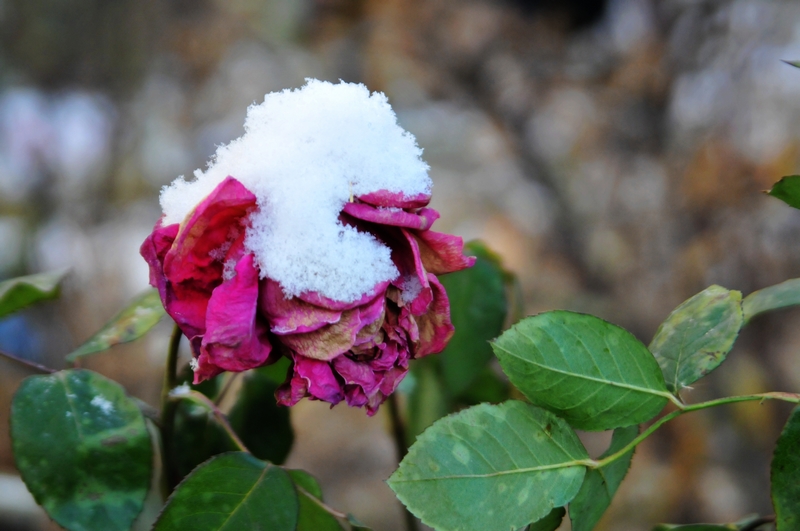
left=141, top=176, right=474, bottom=414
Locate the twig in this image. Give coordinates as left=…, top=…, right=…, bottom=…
left=160, top=325, right=182, bottom=493
left=0, top=348, right=56, bottom=374
left=387, top=393, right=419, bottom=531
left=170, top=388, right=250, bottom=454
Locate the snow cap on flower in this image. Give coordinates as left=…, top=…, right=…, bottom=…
left=159, top=79, right=431, bottom=303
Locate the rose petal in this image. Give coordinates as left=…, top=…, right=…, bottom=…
left=333, top=356, right=382, bottom=397
left=260, top=279, right=342, bottom=335
left=379, top=366, right=407, bottom=396
left=399, top=229, right=434, bottom=315
left=140, top=222, right=179, bottom=300
left=293, top=355, right=344, bottom=405
left=413, top=274, right=455, bottom=357
left=195, top=254, right=273, bottom=381
left=279, top=308, right=362, bottom=361
left=157, top=177, right=257, bottom=338
left=356, top=189, right=431, bottom=209
left=342, top=202, right=439, bottom=230
left=297, top=280, right=391, bottom=312
left=163, top=176, right=256, bottom=286
left=412, top=230, right=476, bottom=275
left=279, top=292, right=386, bottom=361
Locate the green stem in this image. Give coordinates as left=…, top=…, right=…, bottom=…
left=593, top=392, right=800, bottom=469
left=295, top=484, right=348, bottom=519
left=161, top=325, right=182, bottom=407
left=160, top=325, right=182, bottom=494
left=214, top=372, right=241, bottom=406
left=387, top=393, right=419, bottom=531
left=171, top=389, right=250, bottom=453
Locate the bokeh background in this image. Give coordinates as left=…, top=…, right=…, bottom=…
left=2, top=0, right=800, bottom=529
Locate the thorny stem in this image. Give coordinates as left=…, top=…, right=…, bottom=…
left=592, top=392, right=800, bottom=470
left=160, top=325, right=183, bottom=494
left=0, top=348, right=56, bottom=374
left=387, top=393, right=419, bottom=531
left=171, top=389, right=250, bottom=453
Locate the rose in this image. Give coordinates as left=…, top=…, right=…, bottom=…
left=141, top=176, right=474, bottom=414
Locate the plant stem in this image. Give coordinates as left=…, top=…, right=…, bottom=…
left=295, top=484, right=349, bottom=519
left=161, top=325, right=182, bottom=407
left=387, top=393, right=419, bottom=531
left=214, top=372, right=241, bottom=406
left=0, top=348, right=56, bottom=374
left=594, top=392, right=800, bottom=469
left=172, top=389, right=250, bottom=453
left=739, top=515, right=775, bottom=531
left=160, top=325, right=182, bottom=494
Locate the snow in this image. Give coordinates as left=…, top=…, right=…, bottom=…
left=90, top=395, right=114, bottom=414
left=160, top=79, right=431, bottom=303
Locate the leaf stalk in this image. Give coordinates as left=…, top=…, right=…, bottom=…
left=593, top=392, right=800, bottom=469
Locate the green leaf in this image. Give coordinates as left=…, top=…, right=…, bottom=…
left=66, top=290, right=166, bottom=362
left=649, top=285, right=743, bottom=394
left=768, top=175, right=800, bottom=209
left=288, top=469, right=343, bottom=531
left=154, top=452, right=298, bottom=531
left=439, top=241, right=508, bottom=396
left=569, top=425, right=639, bottom=531
left=772, top=405, right=800, bottom=530
left=0, top=270, right=66, bottom=318
left=528, top=506, right=565, bottom=531
left=388, top=401, right=589, bottom=531
left=10, top=369, right=152, bottom=531
left=782, top=60, right=800, bottom=69
left=492, top=311, right=669, bottom=431
left=742, top=278, right=800, bottom=323
left=228, top=368, right=294, bottom=465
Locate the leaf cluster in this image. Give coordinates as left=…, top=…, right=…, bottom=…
left=390, top=226, right=800, bottom=531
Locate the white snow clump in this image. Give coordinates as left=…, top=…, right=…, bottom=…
left=159, top=79, right=431, bottom=303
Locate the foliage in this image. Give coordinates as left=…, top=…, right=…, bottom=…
left=0, top=270, right=66, bottom=318
left=3, top=180, right=800, bottom=531
left=66, top=289, right=165, bottom=362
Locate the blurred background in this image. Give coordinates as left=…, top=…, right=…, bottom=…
left=2, top=0, right=800, bottom=529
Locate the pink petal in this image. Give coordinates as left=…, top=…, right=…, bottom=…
left=356, top=189, right=431, bottom=209
left=140, top=222, right=179, bottom=300
left=379, top=366, right=408, bottom=396
left=279, top=356, right=344, bottom=405
left=412, top=230, right=476, bottom=275
left=333, top=356, right=382, bottom=397
left=278, top=294, right=386, bottom=361
left=342, top=202, right=439, bottom=230
left=163, top=176, right=256, bottom=285
left=260, top=279, right=342, bottom=335
left=413, top=274, right=455, bottom=358
left=399, top=229, right=434, bottom=315
left=278, top=308, right=363, bottom=361
left=297, top=280, right=390, bottom=312
left=195, top=254, right=273, bottom=381
left=158, top=177, right=257, bottom=339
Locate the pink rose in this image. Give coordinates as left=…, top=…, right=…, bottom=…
left=141, top=176, right=474, bottom=414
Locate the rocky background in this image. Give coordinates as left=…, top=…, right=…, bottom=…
left=2, top=1, right=800, bottom=529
